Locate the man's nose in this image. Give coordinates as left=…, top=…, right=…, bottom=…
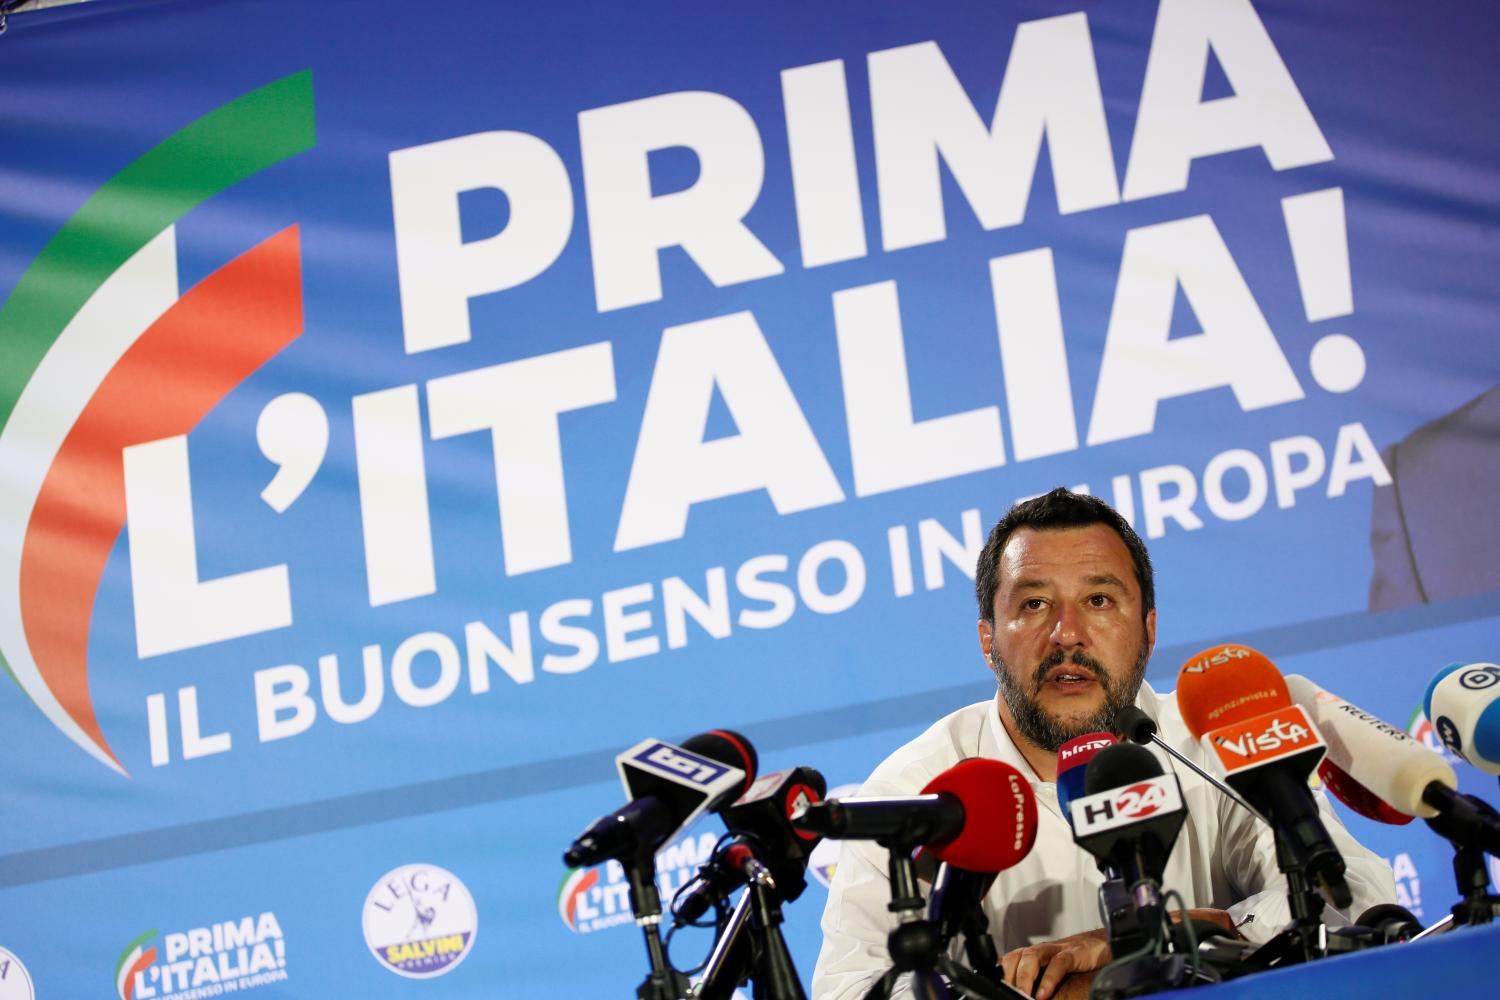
left=1050, top=602, right=1086, bottom=648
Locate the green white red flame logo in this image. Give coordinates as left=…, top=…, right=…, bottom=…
left=0, top=71, right=316, bottom=774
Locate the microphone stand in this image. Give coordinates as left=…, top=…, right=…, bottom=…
left=689, top=854, right=806, bottom=1000
left=1424, top=793, right=1500, bottom=927
left=624, top=858, right=692, bottom=1000
left=861, top=847, right=1019, bottom=1000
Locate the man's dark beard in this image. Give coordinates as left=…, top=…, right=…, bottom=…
left=991, top=643, right=1149, bottom=753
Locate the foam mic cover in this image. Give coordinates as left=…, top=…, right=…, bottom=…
left=1176, top=644, right=1291, bottom=738
left=681, top=729, right=760, bottom=801
left=1286, top=673, right=1454, bottom=818
left=1057, top=733, right=1117, bottom=822
left=921, top=759, right=1038, bottom=873
left=1114, top=705, right=1158, bottom=745
left=1074, top=742, right=1185, bottom=887
left=1425, top=662, right=1500, bottom=776
left=567, top=729, right=758, bottom=868
left=1084, top=740, right=1164, bottom=793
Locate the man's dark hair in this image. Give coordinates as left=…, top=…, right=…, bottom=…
left=975, top=487, right=1154, bottom=623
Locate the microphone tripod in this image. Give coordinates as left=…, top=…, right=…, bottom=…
left=690, top=850, right=805, bottom=1000
left=1241, top=837, right=1379, bottom=969
left=622, top=858, right=693, bottom=1000
left=861, top=846, right=1022, bottom=1000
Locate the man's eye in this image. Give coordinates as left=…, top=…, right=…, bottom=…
left=1023, top=598, right=1047, bottom=611
left=1088, top=594, right=1112, bottom=608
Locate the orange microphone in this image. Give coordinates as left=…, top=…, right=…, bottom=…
left=1176, top=643, right=1291, bottom=737
left=1174, top=644, right=1352, bottom=908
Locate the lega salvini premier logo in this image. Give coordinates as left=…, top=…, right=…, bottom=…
left=0, top=946, right=35, bottom=1000
left=363, top=864, right=478, bottom=978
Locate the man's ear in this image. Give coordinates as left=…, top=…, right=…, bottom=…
left=978, top=618, right=993, bottom=659
left=1144, top=608, right=1157, bottom=659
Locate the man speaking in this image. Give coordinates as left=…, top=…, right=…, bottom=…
left=811, top=489, right=1394, bottom=1000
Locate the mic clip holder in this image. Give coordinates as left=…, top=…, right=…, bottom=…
left=861, top=842, right=1022, bottom=1000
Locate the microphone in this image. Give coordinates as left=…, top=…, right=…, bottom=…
left=1057, top=732, right=1117, bottom=819
left=672, top=766, right=827, bottom=924
left=1177, top=645, right=1352, bottom=909
left=1071, top=742, right=1187, bottom=892
left=1317, top=759, right=1415, bottom=826
left=564, top=729, right=757, bottom=867
left=793, top=758, right=1038, bottom=870
left=1286, top=674, right=1500, bottom=854
left=1425, top=662, right=1500, bottom=776
left=1114, top=705, right=1268, bottom=825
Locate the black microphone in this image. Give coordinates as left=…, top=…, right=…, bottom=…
left=1115, top=704, right=1269, bottom=826
left=1073, top=742, right=1187, bottom=892
left=673, top=766, right=827, bottom=924
left=794, top=793, right=962, bottom=845
left=675, top=841, right=765, bottom=924
left=564, top=730, right=757, bottom=867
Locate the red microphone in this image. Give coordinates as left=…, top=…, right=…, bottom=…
left=920, top=759, right=1038, bottom=873
left=1057, top=733, right=1117, bottom=824
left=794, top=758, right=1038, bottom=874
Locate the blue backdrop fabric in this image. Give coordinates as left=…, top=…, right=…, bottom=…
left=1, top=1, right=1498, bottom=996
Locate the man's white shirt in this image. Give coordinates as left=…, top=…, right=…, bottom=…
left=810, top=683, right=1397, bottom=1000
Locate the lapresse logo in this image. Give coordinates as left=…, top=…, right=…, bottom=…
left=0, top=947, right=34, bottom=1000
left=558, top=830, right=720, bottom=934
left=363, top=864, right=477, bottom=978
left=0, top=70, right=314, bottom=776
left=114, top=913, right=287, bottom=999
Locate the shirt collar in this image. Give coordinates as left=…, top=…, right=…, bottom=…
left=980, top=679, right=1166, bottom=785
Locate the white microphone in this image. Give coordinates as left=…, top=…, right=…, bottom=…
left=1286, top=674, right=1500, bottom=856
left=1285, top=674, right=1456, bottom=818
left=1425, top=662, right=1500, bottom=776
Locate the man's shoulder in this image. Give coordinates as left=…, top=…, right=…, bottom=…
left=860, top=700, right=994, bottom=796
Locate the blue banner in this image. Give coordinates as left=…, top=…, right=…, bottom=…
left=1, top=0, right=1498, bottom=996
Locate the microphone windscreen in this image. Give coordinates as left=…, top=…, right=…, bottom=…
left=1057, top=733, right=1117, bottom=820
left=1425, top=662, right=1500, bottom=776
left=921, top=759, right=1037, bottom=873
left=1114, top=705, right=1157, bottom=744
left=1083, top=741, right=1163, bottom=795
left=1286, top=672, right=1454, bottom=817
left=1176, top=644, right=1290, bottom=738
left=682, top=729, right=759, bottom=799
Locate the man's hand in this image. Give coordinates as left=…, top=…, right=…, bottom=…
left=1000, top=927, right=1110, bottom=1000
